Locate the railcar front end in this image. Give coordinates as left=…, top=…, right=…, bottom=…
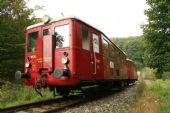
left=15, top=16, right=81, bottom=96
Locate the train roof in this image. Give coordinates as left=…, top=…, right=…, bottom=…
left=26, top=16, right=127, bottom=56
left=27, top=16, right=103, bottom=31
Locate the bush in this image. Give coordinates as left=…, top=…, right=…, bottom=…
left=136, top=80, right=146, bottom=97
left=162, top=72, right=170, bottom=80
left=140, top=67, right=155, bottom=80
left=0, top=81, right=54, bottom=108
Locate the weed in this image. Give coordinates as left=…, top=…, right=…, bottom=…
left=136, top=80, right=146, bottom=97
left=0, top=82, right=54, bottom=108
left=162, top=72, right=170, bottom=80
left=133, top=79, right=170, bottom=113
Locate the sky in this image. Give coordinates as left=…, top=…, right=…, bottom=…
left=27, top=0, right=148, bottom=37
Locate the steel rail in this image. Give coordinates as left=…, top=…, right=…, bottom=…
left=0, top=95, right=82, bottom=113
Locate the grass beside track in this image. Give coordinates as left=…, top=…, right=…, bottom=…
left=0, top=82, right=55, bottom=108
left=134, top=79, right=170, bottom=113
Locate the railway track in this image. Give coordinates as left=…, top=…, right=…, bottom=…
left=0, top=86, right=133, bottom=113
left=0, top=94, right=83, bottom=113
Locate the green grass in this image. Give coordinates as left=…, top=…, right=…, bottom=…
left=135, top=68, right=170, bottom=113
left=146, top=79, right=170, bottom=113
left=134, top=79, right=170, bottom=113
left=0, top=81, right=56, bottom=108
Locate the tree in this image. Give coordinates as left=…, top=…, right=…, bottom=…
left=143, top=0, right=170, bottom=78
left=0, top=0, right=40, bottom=81
left=111, top=36, right=145, bottom=70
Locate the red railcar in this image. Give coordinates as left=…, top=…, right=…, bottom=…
left=126, top=59, right=138, bottom=83
left=15, top=16, right=137, bottom=96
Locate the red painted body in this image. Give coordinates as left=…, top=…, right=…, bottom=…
left=22, top=17, right=137, bottom=93
left=126, top=59, right=137, bottom=80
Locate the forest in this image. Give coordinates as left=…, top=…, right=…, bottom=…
left=0, top=0, right=41, bottom=82
left=111, top=36, right=145, bottom=70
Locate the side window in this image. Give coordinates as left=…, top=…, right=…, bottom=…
left=92, top=33, right=99, bottom=53
left=118, top=52, right=121, bottom=64
left=55, top=24, right=69, bottom=48
left=82, top=28, right=89, bottom=50
left=111, top=46, right=115, bottom=59
left=102, top=35, right=109, bottom=57
left=28, top=32, right=38, bottom=52
left=121, top=55, right=125, bottom=64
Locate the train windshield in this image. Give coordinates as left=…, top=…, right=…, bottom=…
left=27, top=32, right=38, bottom=52
left=54, top=24, right=69, bottom=48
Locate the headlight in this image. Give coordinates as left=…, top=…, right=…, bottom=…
left=61, top=57, right=68, bottom=64
left=25, top=62, right=30, bottom=68
left=15, top=71, right=22, bottom=80
left=42, top=15, right=51, bottom=24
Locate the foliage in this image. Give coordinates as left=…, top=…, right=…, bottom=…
left=140, top=67, right=156, bottom=80
left=0, top=81, right=54, bottom=108
left=111, top=36, right=145, bottom=70
left=142, top=0, right=170, bottom=78
left=134, top=79, right=170, bottom=113
left=162, top=71, right=170, bottom=80
left=146, top=80, right=170, bottom=113
left=136, top=80, right=146, bottom=98
left=0, top=0, right=41, bottom=81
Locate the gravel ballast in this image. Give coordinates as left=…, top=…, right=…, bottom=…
left=62, top=85, right=137, bottom=113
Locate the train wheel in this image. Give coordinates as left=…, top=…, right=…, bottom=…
left=82, top=86, right=100, bottom=99
left=58, top=89, right=70, bottom=98
left=118, top=81, right=125, bottom=90
left=82, top=89, right=92, bottom=98
left=132, top=80, right=136, bottom=85
left=125, top=82, right=129, bottom=87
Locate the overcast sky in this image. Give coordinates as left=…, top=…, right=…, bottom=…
left=27, top=0, right=148, bottom=37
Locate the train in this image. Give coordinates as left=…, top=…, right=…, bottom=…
left=15, top=15, right=137, bottom=97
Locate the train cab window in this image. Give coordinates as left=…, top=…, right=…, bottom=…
left=102, top=35, right=109, bottom=57
left=92, top=33, right=99, bottom=53
left=82, top=28, right=89, bottom=50
left=55, top=24, right=69, bottom=48
left=43, top=29, right=50, bottom=36
left=28, top=32, right=38, bottom=52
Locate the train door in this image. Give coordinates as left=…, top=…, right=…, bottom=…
left=102, top=35, right=111, bottom=79
left=26, top=27, right=41, bottom=73
left=91, top=33, right=103, bottom=79
left=79, top=26, right=92, bottom=80
left=42, top=26, right=54, bottom=72
left=79, top=26, right=103, bottom=80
